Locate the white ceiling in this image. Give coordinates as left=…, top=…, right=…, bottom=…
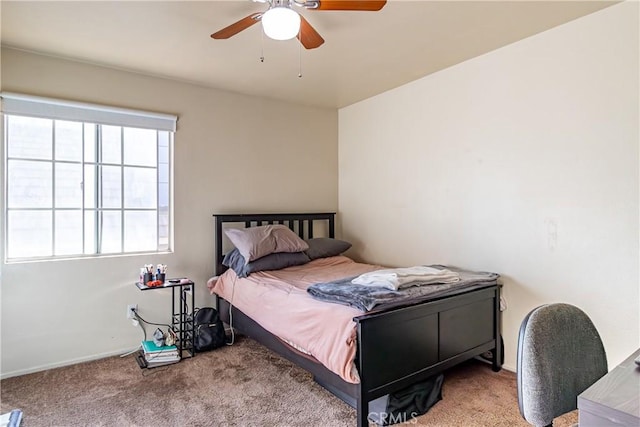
left=1, top=0, right=616, bottom=109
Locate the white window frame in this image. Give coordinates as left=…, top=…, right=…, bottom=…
left=1, top=93, right=177, bottom=262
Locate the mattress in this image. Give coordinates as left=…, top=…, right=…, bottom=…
left=208, top=255, right=380, bottom=383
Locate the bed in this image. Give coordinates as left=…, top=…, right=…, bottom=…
left=209, top=212, right=502, bottom=427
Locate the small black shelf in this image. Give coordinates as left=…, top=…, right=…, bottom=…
left=135, top=278, right=195, bottom=361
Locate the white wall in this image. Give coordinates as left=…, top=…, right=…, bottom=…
left=0, top=48, right=338, bottom=377
left=339, top=2, right=639, bottom=371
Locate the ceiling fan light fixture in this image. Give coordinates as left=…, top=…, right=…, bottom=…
left=262, top=7, right=301, bottom=40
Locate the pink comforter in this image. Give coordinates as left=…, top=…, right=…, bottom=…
left=207, top=256, right=381, bottom=384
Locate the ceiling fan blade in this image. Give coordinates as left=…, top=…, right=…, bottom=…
left=297, top=15, right=325, bottom=49
left=313, top=1, right=386, bottom=11
left=211, top=12, right=262, bottom=39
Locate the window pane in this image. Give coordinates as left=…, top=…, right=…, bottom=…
left=84, top=123, right=96, bottom=163
left=84, top=165, right=97, bottom=209
left=158, top=132, right=169, bottom=163
left=124, top=211, right=157, bottom=252
left=7, top=210, right=52, bottom=258
left=158, top=131, right=169, bottom=147
left=7, top=116, right=52, bottom=160
left=55, top=211, right=82, bottom=255
left=123, top=127, right=157, bottom=167
left=158, top=161, right=169, bottom=184
left=100, top=211, right=121, bottom=253
left=7, top=159, right=52, bottom=208
left=84, top=211, right=97, bottom=255
left=124, top=167, right=156, bottom=208
left=158, top=183, right=169, bottom=209
left=55, top=163, right=82, bottom=208
left=100, top=166, right=121, bottom=208
left=159, top=210, right=169, bottom=250
left=101, top=125, right=121, bottom=164
left=55, top=120, right=82, bottom=161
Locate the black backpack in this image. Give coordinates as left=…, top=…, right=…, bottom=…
left=193, top=307, right=226, bottom=352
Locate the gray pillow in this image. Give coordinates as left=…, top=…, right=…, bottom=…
left=224, top=224, right=309, bottom=264
left=223, top=248, right=310, bottom=278
left=305, top=238, right=352, bottom=260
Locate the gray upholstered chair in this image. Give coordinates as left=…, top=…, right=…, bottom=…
left=517, top=303, right=608, bottom=427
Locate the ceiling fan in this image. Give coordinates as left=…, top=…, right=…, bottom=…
left=211, top=0, right=387, bottom=49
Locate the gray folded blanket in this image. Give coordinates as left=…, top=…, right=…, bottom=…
left=307, top=265, right=499, bottom=312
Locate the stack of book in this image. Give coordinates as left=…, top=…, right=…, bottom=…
left=141, top=340, right=179, bottom=368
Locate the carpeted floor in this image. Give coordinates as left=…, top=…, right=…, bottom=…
left=1, top=337, right=577, bottom=426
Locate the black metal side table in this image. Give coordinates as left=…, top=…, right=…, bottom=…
left=135, top=279, right=195, bottom=360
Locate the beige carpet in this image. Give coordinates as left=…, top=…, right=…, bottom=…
left=1, top=337, right=577, bottom=426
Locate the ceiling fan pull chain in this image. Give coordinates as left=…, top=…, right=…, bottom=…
left=260, top=29, right=265, bottom=62
left=298, top=39, right=302, bottom=78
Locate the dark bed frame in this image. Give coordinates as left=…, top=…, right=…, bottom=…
left=213, top=213, right=502, bottom=427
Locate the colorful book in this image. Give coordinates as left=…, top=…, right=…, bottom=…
left=0, top=409, right=22, bottom=427
left=144, top=350, right=179, bottom=359
left=145, top=358, right=179, bottom=368
left=144, top=351, right=179, bottom=360
left=145, top=353, right=179, bottom=363
left=141, top=340, right=177, bottom=354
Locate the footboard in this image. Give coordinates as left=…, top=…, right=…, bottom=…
left=354, top=285, right=502, bottom=426
left=217, top=284, right=501, bottom=427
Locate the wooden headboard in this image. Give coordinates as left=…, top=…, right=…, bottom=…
left=213, top=213, right=336, bottom=276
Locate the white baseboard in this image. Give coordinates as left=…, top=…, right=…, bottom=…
left=0, top=346, right=140, bottom=380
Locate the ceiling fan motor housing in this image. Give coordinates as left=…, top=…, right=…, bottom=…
left=255, top=0, right=320, bottom=8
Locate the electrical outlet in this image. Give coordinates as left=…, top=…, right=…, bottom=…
left=127, top=304, right=137, bottom=319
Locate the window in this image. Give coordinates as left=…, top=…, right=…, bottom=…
left=2, top=93, right=176, bottom=261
